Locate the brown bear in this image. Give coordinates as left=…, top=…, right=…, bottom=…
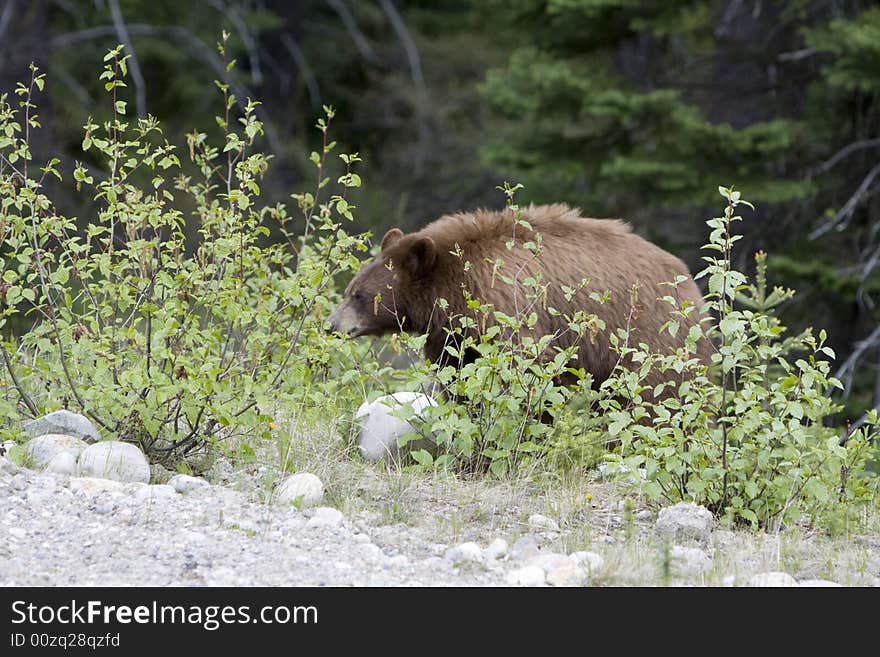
left=329, top=203, right=711, bottom=392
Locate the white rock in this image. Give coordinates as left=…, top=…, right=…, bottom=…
left=509, top=536, right=540, bottom=561
left=168, top=474, right=210, bottom=494
left=275, top=472, right=324, bottom=507
left=655, top=502, right=714, bottom=544
left=307, top=506, right=344, bottom=528
left=358, top=543, right=385, bottom=561
left=132, top=484, right=177, bottom=502
left=546, top=564, right=587, bottom=587
left=749, top=571, right=799, bottom=587
left=24, top=433, right=88, bottom=470
left=45, top=451, right=78, bottom=476
left=76, top=441, right=150, bottom=483
left=484, top=538, right=508, bottom=560
left=798, top=579, right=841, bottom=587
left=570, top=551, right=604, bottom=573
left=8, top=527, right=26, bottom=540
left=670, top=546, right=714, bottom=577
left=527, top=514, right=560, bottom=532
left=526, top=552, right=572, bottom=573
left=355, top=392, right=437, bottom=462
left=24, top=410, right=100, bottom=443
left=506, top=566, right=546, bottom=586
left=445, top=542, right=483, bottom=564
left=69, top=476, right=127, bottom=496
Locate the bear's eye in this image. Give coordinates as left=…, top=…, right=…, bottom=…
left=353, top=291, right=369, bottom=305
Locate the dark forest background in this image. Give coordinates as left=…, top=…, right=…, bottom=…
left=1, top=0, right=878, bottom=422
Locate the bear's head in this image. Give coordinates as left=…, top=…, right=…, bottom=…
left=328, top=227, right=437, bottom=338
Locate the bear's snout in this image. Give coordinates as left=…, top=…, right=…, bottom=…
left=328, top=302, right=360, bottom=337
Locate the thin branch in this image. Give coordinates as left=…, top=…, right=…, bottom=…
left=777, top=47, right=816, bottom=63
left=860, top=244, right=880, bottom=283
left=378, top=0, right=424, bottom=89
left=0, top=341, right=39, bottom=417
left=325, top=0, right=379, bottom=64
left=0, top=0, right=14, bottom=47
left=809, top=162, right=880, bottom=240
left=843, top=402, right=879, bottom=443
left=810, top=138, right=880, bottom=177
left=714, top=0, right=743, bottom=38
left=378, top=0, right=429, bottom=176
left=834, top=323, right=880, bottom=392
left=53, top=68, right=93, bottom=105
left=202, top=0, right=263, bottom=85
left=108, top=0, right=147, bottom=118
left=280, top=33, right=321, bottom=108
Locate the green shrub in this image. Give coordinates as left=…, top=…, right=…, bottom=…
left=360, top=185, right=879, bottom=530
left=0, top=42, right=369, bottom=465
left=597, top=187, right=879, bottom=528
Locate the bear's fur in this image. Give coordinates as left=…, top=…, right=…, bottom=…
left=329, top=204, right=711, bottom=391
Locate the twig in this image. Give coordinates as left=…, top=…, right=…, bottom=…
left=377, top=0, right=429, bottom=176
left=202, top=0, right=263, bottom=85
left=280, top=33, right=321, bottom=108
left=0, top=0, right=14, bottom=45
left=325, top=0, right=379, bottom=64
left=809, top=162, right=880, bottom=240
left=834, top=323, right=880, bottom=391
left=108, top=0, right=147, bottom=118
left=810, top=138, right=880, bottom=177
left=0, top=341, right=39, bottom=416
left=777, top=47, right=816, bottom=63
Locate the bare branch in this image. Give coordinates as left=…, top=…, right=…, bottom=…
left=809, top=161, right=880, bottom=240
left=280, top=33, right=321, bottom=108
left=108, top=0, right=147, bottom=118
left=378, top=0, right=424, bottom=89
left=50, top=23, right=283, bottom=155
left=843, top=402, right=879, bottom=443
left=378, top=0, right=429, bottom=176
left=0, top=341, right=39, bottom=417
left=861, top=244, right=880, bottom=283
left=325, top=0, right=379, bottom=64
left=0, top=0, right=14, bottom=48
left=834, top=322, right=880, bottom=391
left=54, top=67, right=93, bottom=105
left=810, top=138, right=880, bottom=177
left=202, top=0, right=263, bottom=85
left=714, top=0, right=743, bottom=38
left=777, top=47, right=816, bottom=63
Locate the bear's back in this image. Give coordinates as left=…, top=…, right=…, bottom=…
left=418, top=204, right=687, bottom=282
left=420, top=203, right=632, bottom=250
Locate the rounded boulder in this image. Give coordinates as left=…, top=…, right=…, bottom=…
left=355, top=392, right=437, bottom=462
left=24, top=433, right=89, bottom=470
left=275, top=472, right=324, bottom=507
left=76, top=441, right=151, bottom=483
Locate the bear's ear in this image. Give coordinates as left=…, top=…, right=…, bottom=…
left=381, top=228, right=404, bottom=252
left=402, top=236, right=436, bottom=277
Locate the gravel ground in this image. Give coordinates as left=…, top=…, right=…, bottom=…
left=0, top=457, right=513, bottom=587
left=4, top=450, right=879, bottom=587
